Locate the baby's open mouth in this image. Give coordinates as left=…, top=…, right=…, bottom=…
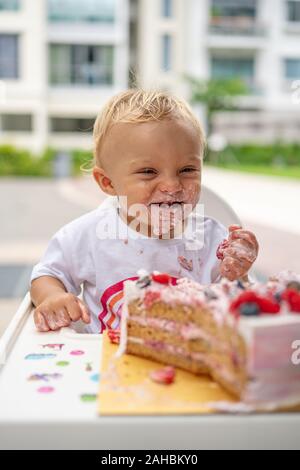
left=149, top=201, right=184, bottom=207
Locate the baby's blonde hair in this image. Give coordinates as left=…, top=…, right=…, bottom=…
left=93, top=89, right=205, bottom=165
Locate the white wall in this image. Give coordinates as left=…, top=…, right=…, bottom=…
left=0, top=0, right=130, bottom=152
left=0, top=0, right=48, bottom=152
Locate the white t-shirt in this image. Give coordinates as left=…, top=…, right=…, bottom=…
left=30, top=197, right=228, bottom=333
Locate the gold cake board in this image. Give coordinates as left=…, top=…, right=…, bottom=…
left=98, top=333, right=300, bottom=415
left=98, top=333, right=237, bottom=415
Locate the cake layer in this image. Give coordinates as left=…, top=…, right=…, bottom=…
left=126, top=338, right=208, bottom=376
left=128, top=319, right=217, bottom=353
left=129, top=299, right=218, bottom=331
left=126, top=336, right=246, bottom=397
left=127, top=318, right=246, bottom=367
left=130, top=300, right=246, bottom=352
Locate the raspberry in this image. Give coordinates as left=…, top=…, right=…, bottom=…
left=282, top=289, right=300, bottom=313
left=107, top=329, right=120, bottom=345
left=152, top=273, right=171, bottom=284
left=230, top=291, right=260, bottom=312
left=149, top=366, right=176, bottom=385
left=256, top=297, right=280, bottom=314
left=216, top=239, right=230, bottom=260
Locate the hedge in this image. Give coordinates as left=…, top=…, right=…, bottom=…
left=0, top=146, right=94, bottom=176
left=205, top=143, right=300, bottom=166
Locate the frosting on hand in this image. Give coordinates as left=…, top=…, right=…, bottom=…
left=217, top=225, right=259, bottom=281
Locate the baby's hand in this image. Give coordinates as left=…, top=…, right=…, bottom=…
left=33, top=292, right=90, bottom=332
left=217, top=225, right=259, bottom=281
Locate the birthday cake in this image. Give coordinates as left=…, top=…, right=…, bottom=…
left=118, top=271, right=300, bottom=411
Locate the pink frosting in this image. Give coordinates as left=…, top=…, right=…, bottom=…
left=129, top=315, right=228, bottom=351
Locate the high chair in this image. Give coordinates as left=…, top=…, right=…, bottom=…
left=1, top=187, right=296, bottom=450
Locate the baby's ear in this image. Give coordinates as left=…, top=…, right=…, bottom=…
left=92, top=166, right=116, bottom=196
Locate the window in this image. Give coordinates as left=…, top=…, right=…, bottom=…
left=0, top=114, right=32, bottom=131
left=162, top=0, right=172, bottom=17
left=50, top=117, right=94, bottom=133
left=0, top=34, right=18, bottom=79
left=0, top=0, right=19, bottom=11
left=48, top=0, right=115, bottom=23
left=50, top=44, right=114, bottom=86
left=287, top=0, right=300, bottom=22
left=285, top=58, right=300, bottom=79
left=211, top=0, right=257, bottom=18
left=211, top=57, right=254, bottom=81
left=162, top=34, right=172, bottom=72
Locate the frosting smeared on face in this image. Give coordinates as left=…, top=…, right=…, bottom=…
left=93, top=118, right=202, bottom=238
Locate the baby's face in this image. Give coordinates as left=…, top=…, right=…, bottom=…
left=93, top=117, right=202, bottom=236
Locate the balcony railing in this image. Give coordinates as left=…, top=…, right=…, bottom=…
left=50, top=63, right=114, bottom=86
left=209, top=16, right=265, bottom=36
left=48, top=0, right=115, bottom=23
left=48, top=12, right=115, bottom=23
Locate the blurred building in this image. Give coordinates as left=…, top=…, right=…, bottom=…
left=0, top=0, right=129, bottom=152
left=133, top=0, right=300, bottom=142
left=1, top=0, right=300, bottom=149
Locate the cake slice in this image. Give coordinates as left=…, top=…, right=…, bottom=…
left=118, top=270, right=300, bottom=410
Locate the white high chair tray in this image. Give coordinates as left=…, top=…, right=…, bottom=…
left=0, top=294, right=300, bottom=450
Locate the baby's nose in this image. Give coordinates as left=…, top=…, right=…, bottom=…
left=158, top=176, right=182, bottom=194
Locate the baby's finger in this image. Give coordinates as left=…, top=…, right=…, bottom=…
left=43, top=311, right=62, bottom=331
left=220, top=256, right=235, bottom=274
left=221, top=256, right=250, bottom=281
left=65, top=298, right=82, bottom=322
left=223, top=245, right=257, bottom=263
left=227, top=255, right=251, bottom=273
left=228, top=224, right=242, bottom=233
left=34, top=310, right=50, bottom=332
left=77, top=299, right=91, bottom=324
left=230, top=230, right=259, bottom=251
left=56, top=307, right=71, bottom=327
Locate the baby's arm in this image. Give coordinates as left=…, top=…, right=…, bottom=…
left=31, top=275, right=90, bottom=332
left=30, top=218, right=94, bottom=332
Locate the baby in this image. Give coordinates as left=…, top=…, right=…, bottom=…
left=30, top=89, right=259, bottom=333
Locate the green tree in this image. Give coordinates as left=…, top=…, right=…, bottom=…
left=185, top=76, right=248, bottom=134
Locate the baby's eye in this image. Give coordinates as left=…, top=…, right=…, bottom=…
left=181, top=167, right=197, bottom=173
left=137, top=168, right=157, bottom=175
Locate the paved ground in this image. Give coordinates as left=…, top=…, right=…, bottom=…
left=203, top=167, right=300, bottom=236
left=0, top=175, right=101, bottom=242
left=203, top=167, right=300, bottom=278
left=0, top=168, right=299, bottom=336
left=0, top=175, right=104, bottom=335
